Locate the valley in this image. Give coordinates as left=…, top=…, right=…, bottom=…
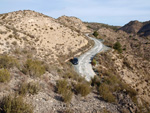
left=0, top=10, right=149, bottom=113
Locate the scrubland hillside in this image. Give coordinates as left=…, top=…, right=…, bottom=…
left=0, top=10, right=149, bottom=113
left=0, top=10, right=92, bottom=62
left=86, top=22, right=150, bottom=112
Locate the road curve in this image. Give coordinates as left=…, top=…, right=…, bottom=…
left=74, top=34, right=106, bottom=81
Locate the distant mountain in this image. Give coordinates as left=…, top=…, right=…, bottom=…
left=119, top=20, right=150, bottom=36
left=119, top=20, right=143, bottom=34
left=138, top=22, right=150, bottom=36
left=84, top=22, right=120, bottom=31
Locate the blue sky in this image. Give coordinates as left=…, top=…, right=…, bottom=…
left=0, top=0, right=150, bottom=26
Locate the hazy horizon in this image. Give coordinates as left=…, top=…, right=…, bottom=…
left=0, top=0, right=150, bottom=26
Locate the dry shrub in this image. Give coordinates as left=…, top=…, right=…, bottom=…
left=56, top=79, right=69, bottom=94
left=0, top=95, right=33, bottom=113
left=0, top=55, right=18, bottom=69
left=27, top=82, right=40, bottom=95
left=98, top=83, right=116, bottom=103
left=56, top=79, right=73, bottom=103
left=19, top=82, right=40, bottom=95
left=75, top=83, right=91, bottom=97
left=62, top=89, right=73, bottom=103
left=22, top=59, right=45, bottom=77
left=91, top=75, right=101, bottom=87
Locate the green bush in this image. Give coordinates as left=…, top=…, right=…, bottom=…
left=62, top=89, right=73, bottom=103
left=113, top=42, right=122, bottom=53
left=91, top=59, right=97, bottom=66
left=0, top=95, right=33, bottom=113
left=93, top=31, right=99, bottom=37
left=75, top=83, right=91, bottom=97
left=22, top=59, right=45, bottom=77
left=0, top=69, right=10, bottom=83
left=98, top=83, right=116, bottom=103
left=0, top=55, right=18, bottom=69
left=19, top=82, right=40, bottom=95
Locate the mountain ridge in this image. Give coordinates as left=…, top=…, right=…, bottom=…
left=119, top=20, right=150, bottom=37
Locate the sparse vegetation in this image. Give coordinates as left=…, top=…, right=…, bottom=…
left=85, top=22, right=119, bottom=31
left=0, top=69, right=10, bottom=83
left=96, top=72, right=137, bottom=103
left=92, top=51, right=139, bottom=107
left=22, top=59, right=45, bottom=77
left=0, top=95, right=33, bottom=113
left=0, top=10, right=149, bottom=112
left=19, top=82, right=40, bottom=95
left=98, top=83, right=116, bottom=103
left=0, top=55, right=18, bottom=69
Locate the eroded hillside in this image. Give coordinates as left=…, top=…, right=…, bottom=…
left=0, top=10, right=92, bottom=62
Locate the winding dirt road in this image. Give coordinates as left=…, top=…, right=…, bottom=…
left=74, top=34, right=107, bottom=81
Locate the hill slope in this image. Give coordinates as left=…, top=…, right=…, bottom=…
left=0, top=10, right=90, bottom=62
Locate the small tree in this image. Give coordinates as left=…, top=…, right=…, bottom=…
left=93, top=31, right=99, bottom=37
left=113, top=42, right=122, bottom=53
